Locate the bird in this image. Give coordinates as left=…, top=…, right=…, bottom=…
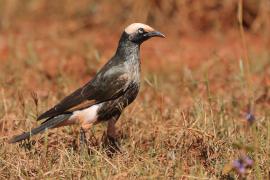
left=9, top=23, right=165, bottom=147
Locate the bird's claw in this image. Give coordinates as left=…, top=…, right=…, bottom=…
left=103, top=135, right=121, bottom=156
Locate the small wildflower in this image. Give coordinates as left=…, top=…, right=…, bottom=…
left=232, top=160, right=245, bottom=174
left=243, top=156, right=253, bottom=167
left=245, top=112, right=255, bottom=124
left=232, top=156, right=253, bottom=176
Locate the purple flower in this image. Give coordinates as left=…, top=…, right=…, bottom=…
left=232, top=159, right=245, bottom=175
left=232, top=160, right=241, bottom=169
left=243, top=156, right=253, bottom=167
left=232, top=156, right=253, bottom=175
left=245, top=112, right=255, bottom=124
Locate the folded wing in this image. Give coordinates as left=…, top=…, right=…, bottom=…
left=38, top=61, right=129, bottom=120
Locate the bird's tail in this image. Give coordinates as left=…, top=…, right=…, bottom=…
left=9, top=114, right=72, bottom=143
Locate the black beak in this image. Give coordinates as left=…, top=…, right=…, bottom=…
left=145, top=31, right=165, bottom=38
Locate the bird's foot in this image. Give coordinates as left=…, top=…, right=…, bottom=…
left=102, top=134, right=121, bottom=156
left=19, top=139, right=36, bottom=151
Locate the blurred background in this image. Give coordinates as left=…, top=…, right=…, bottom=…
left=0, top=0, right=269, bottom=85
left=1, top=0, right=269, bottom=33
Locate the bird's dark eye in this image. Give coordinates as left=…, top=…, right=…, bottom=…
left=138, top=28, right=144, bottom=34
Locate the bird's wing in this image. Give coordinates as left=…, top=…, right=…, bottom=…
left=37, top=62, right=130, bottom=120
left=37, top=86, right=95, bottom=120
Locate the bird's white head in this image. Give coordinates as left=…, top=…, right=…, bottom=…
left=125, top=23, right=154, bottom=34
left=123, top=23, right=165, bottom=44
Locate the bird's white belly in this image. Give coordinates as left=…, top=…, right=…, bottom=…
left=69, top=103, right=102, bottom=124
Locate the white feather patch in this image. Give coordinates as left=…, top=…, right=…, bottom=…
left=124, top=23, right=154, bottom=34
left=69, top=103, right=102, bottom=124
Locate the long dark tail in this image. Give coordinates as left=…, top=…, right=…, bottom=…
left=9, top=114, right=72, bottom=143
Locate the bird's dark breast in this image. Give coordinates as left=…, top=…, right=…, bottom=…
left=97, top=82, right=140, bottom=121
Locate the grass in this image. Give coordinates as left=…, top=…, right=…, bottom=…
left=0, top=0, right=270, bottom=179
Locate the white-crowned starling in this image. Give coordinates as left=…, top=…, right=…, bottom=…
left=9, top=23, right=165, bottom=146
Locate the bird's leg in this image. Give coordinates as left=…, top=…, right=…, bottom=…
left=79, top=127, right=87, bottom=147
left=79, top=122, right=93, bottom=148
left=104, top=115, right=121, bottom=154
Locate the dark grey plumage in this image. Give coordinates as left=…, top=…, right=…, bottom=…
left=9, top=23, right=165, bottom=144
left=38, top=32, right=141, bottom=121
